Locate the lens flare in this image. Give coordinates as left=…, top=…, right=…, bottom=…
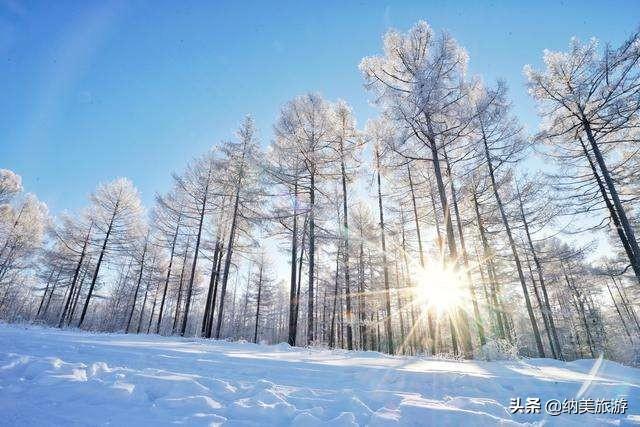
left=413, top=263, right=466, bottom=313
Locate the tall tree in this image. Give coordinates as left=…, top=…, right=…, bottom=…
left=361, top=21, right=473, bottom=357
left=469, top=82, right=545, bottom=357
left=329, top=100, right=360, bottom=350
left=367, top=118, right=396, bottom=355
left=174, top=153, right=218, bottom=336
left=215, top=116, right=261, bottom=338
left=154, top=190, right=184, bottom=334
left=56, top=216, right=93, bottom=328
left=526, top=33, right=640, bottom=283
left=126, top=232, right=150, bottom=333
left=273, top=94, right=334, bottom=345
left=79, top=178, right=143, bottom=328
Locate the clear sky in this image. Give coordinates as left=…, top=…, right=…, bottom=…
left=2, top=0, right=639, bottom=215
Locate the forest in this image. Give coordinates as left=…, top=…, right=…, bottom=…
left=2, top=21, right=639, bottom=366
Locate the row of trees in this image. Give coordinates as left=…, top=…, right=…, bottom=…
left=1, top=21, right=639, bottom=364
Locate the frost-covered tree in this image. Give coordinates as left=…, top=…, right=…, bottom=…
left=172, top=153, right=219, bottom=336
left=525, top=33, right=640, bottom=283
left=78, top=178, right=144, bottom=328
left=153, top=188, right=185, bottom=334
left=250, top=250, right=274, bottom=344
left=266, top=125, right=307, bottom=346
left=361, top=21, right=474, bottom=357
left=0, top=190, right=48, bottom=308
left=53, top=213, right=94, bottom=328
left=273, top=94, right=335, bottom=345
left=214, top=116, right=263, bottom=339
left=366, top=117, right=397, bottom=354
left=467, top=82, right=546, bottom=357
left=328, top=100, right=361, bottom=350
left=0, top=169, right=22, bottom=205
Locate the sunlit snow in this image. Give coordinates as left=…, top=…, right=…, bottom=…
left=0, top=324, right=638, bottom=426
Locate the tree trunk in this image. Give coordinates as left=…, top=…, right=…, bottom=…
left=126, top=237, right=148, bottom=333
left=409, top=165, right=435, bottom=354
left=449, top=316, right=459, bottom=355
left=293, top=215, right=308, bottom=344
left=399, top=213, right=421, bottom=354
left=339, top=149, right=354, bottom=350
left=329, top=245, right=341, bottom=348
left=472, top=190, right=506, bottom=339
left=358, top=228, right=367, bottom=350
left=207, top=242, right=224, bottom=338
left=137, top=255, right=155, bottom=334
left=58, top=223, right=92, bottom=327
left=582, top=121, right=640, bottom=279
left=146, top=278, right=160, bottom=334
left=42, top=268, right=62, bottom=318
left=136, top=282, right=150, bottom=334
left=524, top=250, right=557, bottom=359
left=215, top=137, right=249, bottom=339
left=79, top=203, right=118, bottom=328
left=156, top=211, right=181, bottom=334
left=253, top=262, right=264, bottom=343
left=426, top=140, right=473, bottom=357
left=612, top=275, right=640, bottom=334
left=173, top=237, right=190, bottom=333
left=307, top=169, right=316, bottom=345
left=563, top=263, right=595, bottom=358
left=426, top=140, right=473, bottom=359
left=605, top=276, right=633, bottom=340
left=288, top=180, right=299, bottom=346
left=516, top=185, right=563, bottom=359
left=394, top=260, right=406, bottom=353
left=215, top=187, right=241, bottom=339
left=375, top=147, right=394, bottom=355
left=444, top=148, right=485, bottom=346
left=578, top=137, right=640, bottom=284
left=36, top=268, right=55, bottom=318
left=69, top=260, right=91, bottom=326
left=181, top=184, right=209, bottom=336
left=202, top=239, right=221, bottom=337
left=481, top=135, right=545, bottom=357
left=407, top=165, right=425, bottom=265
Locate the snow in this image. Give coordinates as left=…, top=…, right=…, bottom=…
left=0, top=324, right=638, bottom=426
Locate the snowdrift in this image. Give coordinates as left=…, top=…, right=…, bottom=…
left=0, top=324, right=638, bottom=426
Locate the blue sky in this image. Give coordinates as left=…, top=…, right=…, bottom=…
left=2, top=0, right=639, bottom=215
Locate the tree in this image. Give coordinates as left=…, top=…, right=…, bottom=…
left=78, top=178, right=144, bottom=328
left=366, top=118, right=396, bottom=355
left=55, top=215, right=93, bottom=328
left=273, top=94, right=334, bottom=345
left=251, top=251, right=273, bottom=343
left=469, top=82, right=546, bottom=357
left=153, top=189, right=184, bottom=334
left=0, top=169, right=22, bottom=205
left=173, top=153, right=218, bottom=336
left=525, top=33, right=640, bottom=283
left=514, top=177, right=564, bottom=359
left=215, top=116, right=262, bottom=339
left=329, top=100, right=361, bottom=350
left=265, top=119, right=307, bottom=345
left=361, top=21, right=473, bottom=357
left=0, top=192, right=48, bottom=297
left=126, top=231, right=150, bottom=333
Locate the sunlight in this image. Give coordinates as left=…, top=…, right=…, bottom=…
left=413, top=263, right=467, bottom=313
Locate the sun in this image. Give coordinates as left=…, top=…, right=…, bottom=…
left=412, top=263, right=467, bottom=313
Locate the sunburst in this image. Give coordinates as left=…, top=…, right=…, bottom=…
left=412, top=263, right=467, bottom=314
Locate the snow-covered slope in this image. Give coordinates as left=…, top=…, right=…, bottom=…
left=0, top=324, right=638, bottom=426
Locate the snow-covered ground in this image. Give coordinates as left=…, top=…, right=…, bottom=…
left=0, top=324, right=638, bottom=426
